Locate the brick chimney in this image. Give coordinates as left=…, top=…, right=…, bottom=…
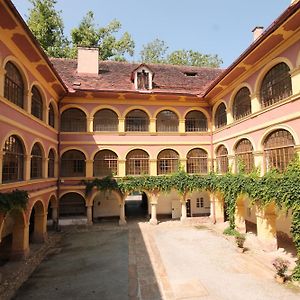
left=252, top=26, right=264, bottom=41
left=77, top=47, right=99, bottom=75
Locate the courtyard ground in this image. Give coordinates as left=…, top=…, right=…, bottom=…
left=6, top=219, right=300, bottom=300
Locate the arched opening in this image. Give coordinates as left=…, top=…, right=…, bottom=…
left=263, top=129, right=295, bottom=172
left=47, top=195, right=58, bottom=230
left=29, top=201, right=46, bottom=244
left=185, top=110, right=208, bottom=132
left=93, top=191, right=120, bottom=222
left=30, top=143, right=43, bottom=179
left=156, top=110, right=179, bottom=132
left=214, top=103, right=227, bottom=129
left=232, top=87, right=251, bottom=120
left=31, top=86, right=43, bottom=120
left=215, top=145, right=228, bottom=174
left=260, top=62, right=292, bottom=108
left=61, top=108, right=86, bottom=132
left=125, top=109, right=149, bottom=132
left=157, top=149, right=179, bottom=175
left=125, top=192, right=149, bottom=219
left=235, top=139, right=254, bottom=173
left=93, top=109, right=118, bottom=131
left=61, top=150, right=86, bottom=177
left=59, top=193, right=86, bottom=223
left=126, top=149, right=149, bottom=175
left=48, top=149, right=55, bottom=178
left=2, top=135, right=25, bottom=183
left=0, top=210, right=28, bottom=263
left=4, top=61, right=25, bottom=108
left=93, top=150, right=118, bottom=177
left=187, top=148, right=208, bottom=174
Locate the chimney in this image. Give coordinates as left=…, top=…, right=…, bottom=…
left=77, top=47, right=99, bottom=75
left=252, top=26, right=264, bottom=41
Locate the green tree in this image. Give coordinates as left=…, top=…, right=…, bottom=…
left=140, top=39, right=168, bottom=64
left=70, top=11, right=135, bottom=61
left=27, top=0, right=69, bottom=58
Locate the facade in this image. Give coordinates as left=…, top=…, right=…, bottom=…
left=0, top=0, right=300, bottom=260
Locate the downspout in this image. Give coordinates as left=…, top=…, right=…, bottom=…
left=210, top=106, right=216, bottom=224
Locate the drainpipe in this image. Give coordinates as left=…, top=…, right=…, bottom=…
left=210, top=106, right=216, bottom=224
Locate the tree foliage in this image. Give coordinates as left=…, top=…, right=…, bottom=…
left=27, top=0, right=69, bottom=58
left=140, top=39, right=168, bottom=64
left=0, top=190, right=29, bottom=213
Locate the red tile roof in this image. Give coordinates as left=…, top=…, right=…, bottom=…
left=50, top=58, right=223, bottom=96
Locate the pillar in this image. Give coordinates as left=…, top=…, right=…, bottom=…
left=25, top=154, right=31, bottom=181
left=51, top=205, right=58, bottom=228
left=32, top=213, right=47, bottom=243
left=119, top=202, right=127, bottom=225
left=212, top=192, right=224, bottom=223
left=290, top=67, right=300, bottom=95
left=227, top=109, right=234, bottom=125
left=0, top=68, right=5, bottom=97
left=179, top=119, right=185, bottom=134
left=149, top=193, right=159, bottom=225
left=87, top=117, right=94, bottom=132
left=0, top=151, right=3, bottom=183
left=180, top=158, right=187, bottom=172
left=253, top=151, right=264, bottom=176
left=180, top=201, right=187, bottom=221
left=149, top=159, right=157, bottom=176
left=295, top=145, right=300, bottom=159
left=25, top=90, right=32, bottom=114
left=86, top=160, right=93, bottom=178
left=118, top=159, right=126, bottom=177
left=43, top=158, right=48, bottom=178
left=256, top=204, right=277, bottom=251
left=149, top=118, right=156, bottom=134
left=118, top=117, right=125, bottom=134
left=11, top=224, right=30, bottom=260
left=86, top=205, right=93, bottom=225
left=235, top=198, right=246, bottom=233
left=250, top=93, right=260, bottom=113
left=228, top=155, right=235, bottom=173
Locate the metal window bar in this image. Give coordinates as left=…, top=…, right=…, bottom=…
left=93, top=109, right=118, bottom=131
left=233, top=87, right=251, bottom=120
left=216, top=146, right=228, bottom=174
left=126, top=151, right=149, bottom=175
left=157, top=150, right=179, bottom=174
left=156, top=110, right=179, bottom=132
left=31, top=87, right=43, bottom=120
left=185, top=111, right=208, bottom=132
left=235, top=139, right=254, bottom=173
left=187, top=149, right=208, bottom=174
left=48, top=150, right=55, bottom=178
left=59, top=193, right=86, bottom=216
left=49, top=104, right=55, bottom=128
left=61, top=109, right=86, bottom=132
left=31, top=145, right=43, bottom=179
left=215, top=103, right=227, bottom=128
left=94, top=151, right=118, bottom=177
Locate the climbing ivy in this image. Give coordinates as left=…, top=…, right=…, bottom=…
left=0, top=189, right=29, bottom=213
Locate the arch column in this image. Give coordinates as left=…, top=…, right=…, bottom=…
left=295, top=145, right=300, bottom=159
left=235, top=196, right=246, bottom=233
left=118, top=117, right=125, bottom=134
left=51, top=205, right=58, bottom=228
left=87, top=117, right=93, bottom=132
left=180, top=158, right=187, bottom=172
left=11, top=224, right=30, bottom=260
left=250, top=93, right=260, bottom=113
left=86, top=204, right=93, bottom=225
left=253, top=151, right=264, bottom=176
left=119, top=196, right=127, bottom=225
left=43, top=158, right=48, bottom=178
left=32, top=212, right=47, bottom=243
left=149, top=159, right=157, bottom=176
left=290, top=67, right=300, bottom=95
left=0, top=151, right=3, bottom=183
left=0, top=68, right=5, bottom=97
left=180, top=193, right=187, bottom=221
left=226, top=109, right=234, bottom=125
left=25, top=155, right=31, bottom=181
left=25, top=90, right=32, bottom=114
left=118, top=159, right=126, bottom=177
left=149, top=118, right=156, bottom=134
left=210, top=192, right=224, bottom=223
left=149, top=192, right=159, bottom=225
left=86, top=160, right=93, bottom=178
left=256, top=203, right=277, bottom=251
left=228, top=155, right=235, bottom=173
left=179, top=119, right=185, bottom=134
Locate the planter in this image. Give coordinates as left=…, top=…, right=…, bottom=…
left=275, top=274, right=285, bottom=284
left=237, top=247, right=245, bottom=253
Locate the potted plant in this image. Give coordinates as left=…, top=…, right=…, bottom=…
left=272, top=257, right=290, bottom=283
left=235, top=233, right=246, bottom=253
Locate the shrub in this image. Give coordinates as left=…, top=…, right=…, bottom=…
left=223, top=227, right=239, bottom=236
left=235, top=234, right=246, bottom=248
left=272, top=257, right=290, bottom=277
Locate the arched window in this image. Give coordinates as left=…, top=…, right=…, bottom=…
left=59, top=193, right=86, bottom=217
left=48, top=149, right=55, bottom=178
left=48, top=103, right=55, bottom=128
left=31, top=86, right=43, bottom=120
left=185, top=111, right=208, bottom=132
left=264, top=129, right=295, bottom=172
left=157, top=149, right=179, bottom=174
left=214, top=103, right=227, bottom=128
left=125, top=109, right=149, bottom=132
left=260, top=63, right=292, bottom=107
left=93, top=150, right=118, bottom=177
left=93, top=109, right=118, bottom=131
left=61, top=108, right=86, bottom=132
left=61, top=150, right=86, bottom=177
left=235, top=139, right=254, bottom=173
left=233, top=87, right=251, bottom=120
left=31, top=143, right=43, bottom=179
left=187, top=148, right=208, bottom=174
left=2, top=135, right=24, bottom=183
left=216, top=145, right=228, bottom=174
left=156, top=110, right=179, bottom=132
left=126, top=149, right=149, bottom=175
left=4, top=62, right=24, bottom=108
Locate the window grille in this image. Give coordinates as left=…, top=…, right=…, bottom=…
left=126, top=149, right=149, bottom=175
left=157, top=149, right=179, bottom=174
left=48, top=149, right=55, bottom=178
left=61, top=108, right=86, bottom=132
left=93, top=150, right=118, bottom=177
left=233, top=87, right=251, bottom=120
left=93, top=109, right=118, bottom=131
left=260, top=63, right=292, bottom=108
left=31, top=86, right=43, bottom=120
left=31, top=143, right=43, bottom=179
left=235, top=139, right=254, bottom=173
left=214, top=103, right=227, bottom=128
left=4, top=62, right=24, bottom=108
left=48, top=103, right=55, bottom=128
left=185, top=110, right=208, bottom=132
left=2, top=135, right=24, bottom=183
left=216, top=145, right=228, bottom=174
left=156, top=110, right=179, bottom=132
left=187, top=148, right=208, bottom=174
left=125, top=110, right=149, bottom=132
left=264, top=129, right=295, bottom=172
left=59, top=193, right=86, bottom=216
left=61, top=150, right=86, bottom=177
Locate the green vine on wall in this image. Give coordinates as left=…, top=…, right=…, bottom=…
left=0, top=189, right=29, bottom=213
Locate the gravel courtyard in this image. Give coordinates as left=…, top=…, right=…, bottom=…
left=11, top=220, right=300, bottom=300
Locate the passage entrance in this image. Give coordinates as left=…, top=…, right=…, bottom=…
left=125, top=192, right=148, bottom=219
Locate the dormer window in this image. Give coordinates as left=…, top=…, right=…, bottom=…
left=132, top=64, right=154, bottom=91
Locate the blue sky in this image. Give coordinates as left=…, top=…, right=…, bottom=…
left=13, top=0, right=291, bottom=67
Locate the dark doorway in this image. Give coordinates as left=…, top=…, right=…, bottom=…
left=125, top=192, right=148, bottom=219
left=186, top=199, right=191, bottom=217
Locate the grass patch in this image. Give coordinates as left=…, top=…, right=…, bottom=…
left=194, top=225, right=208, bottom=230
left=223, top=227, right=240, bottom=236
